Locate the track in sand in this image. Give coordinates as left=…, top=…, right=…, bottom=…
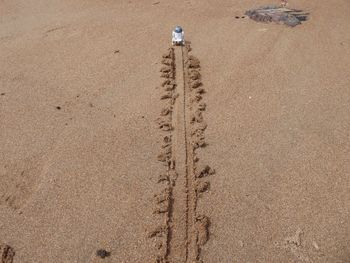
left=149, top=43, right=215, bottom=263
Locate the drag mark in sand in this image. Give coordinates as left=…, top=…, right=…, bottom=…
left=149, top=43, right=214, bottom=263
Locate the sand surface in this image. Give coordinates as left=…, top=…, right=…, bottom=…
left=1, top=0, right=350, bottom=262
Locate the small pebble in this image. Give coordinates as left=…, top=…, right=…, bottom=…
left=312, top=241, right=320, bottom=250
left=96, top=249, right=111, bottom=258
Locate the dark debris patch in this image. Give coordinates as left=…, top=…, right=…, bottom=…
left=245, top=5, right=309, bottom=27
left=56, top=106, right=61, bottom=110
left=1, top=244, right=15, bottom=263
left=1, top=93, right=5, bottom=96
left=96, top=249, right=111, bottom=259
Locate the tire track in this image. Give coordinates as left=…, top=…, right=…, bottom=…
left=182, top=45, right=198, bottom=262
left=149, top=43, right=214, bottom=263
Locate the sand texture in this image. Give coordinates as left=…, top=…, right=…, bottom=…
left=1, top=0, right=350, bottom=262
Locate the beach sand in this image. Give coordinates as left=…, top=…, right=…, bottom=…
left=1, top=0, right=349, bottom=262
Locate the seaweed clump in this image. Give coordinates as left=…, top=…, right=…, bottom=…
left=245, top=5, right=309, bottom=27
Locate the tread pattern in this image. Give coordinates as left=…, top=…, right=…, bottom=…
left=149, top=43, right=214, bottom=263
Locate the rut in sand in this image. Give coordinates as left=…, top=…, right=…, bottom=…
left=149, top=43, right=215, bottom=263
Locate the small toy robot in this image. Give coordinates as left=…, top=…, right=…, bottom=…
left=172, top=26, right=185, bottom=46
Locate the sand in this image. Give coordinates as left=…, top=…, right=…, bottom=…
left=1, top=0, right=350, bottom=262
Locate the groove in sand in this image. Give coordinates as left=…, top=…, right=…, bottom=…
left=150, top=43, right=213, bottom=263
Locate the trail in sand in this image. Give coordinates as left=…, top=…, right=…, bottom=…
left=150, top=44, right=213, bottom=262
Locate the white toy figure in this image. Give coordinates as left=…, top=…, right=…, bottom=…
left=172, top=26, right=185, bottom=46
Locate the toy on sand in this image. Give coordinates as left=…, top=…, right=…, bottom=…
left=172, top=26, right=185, bottom=46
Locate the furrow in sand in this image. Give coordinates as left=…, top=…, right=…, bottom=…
left=166, top=46, right=188, bottom=261
left=182, top=45, right=199, bottom=262
left=150, top=43, right=213, bottom=263
left=167, top=45, right=199, bottom=262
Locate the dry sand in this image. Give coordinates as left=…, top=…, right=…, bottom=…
left=1, top=0, right=350, bottom=262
